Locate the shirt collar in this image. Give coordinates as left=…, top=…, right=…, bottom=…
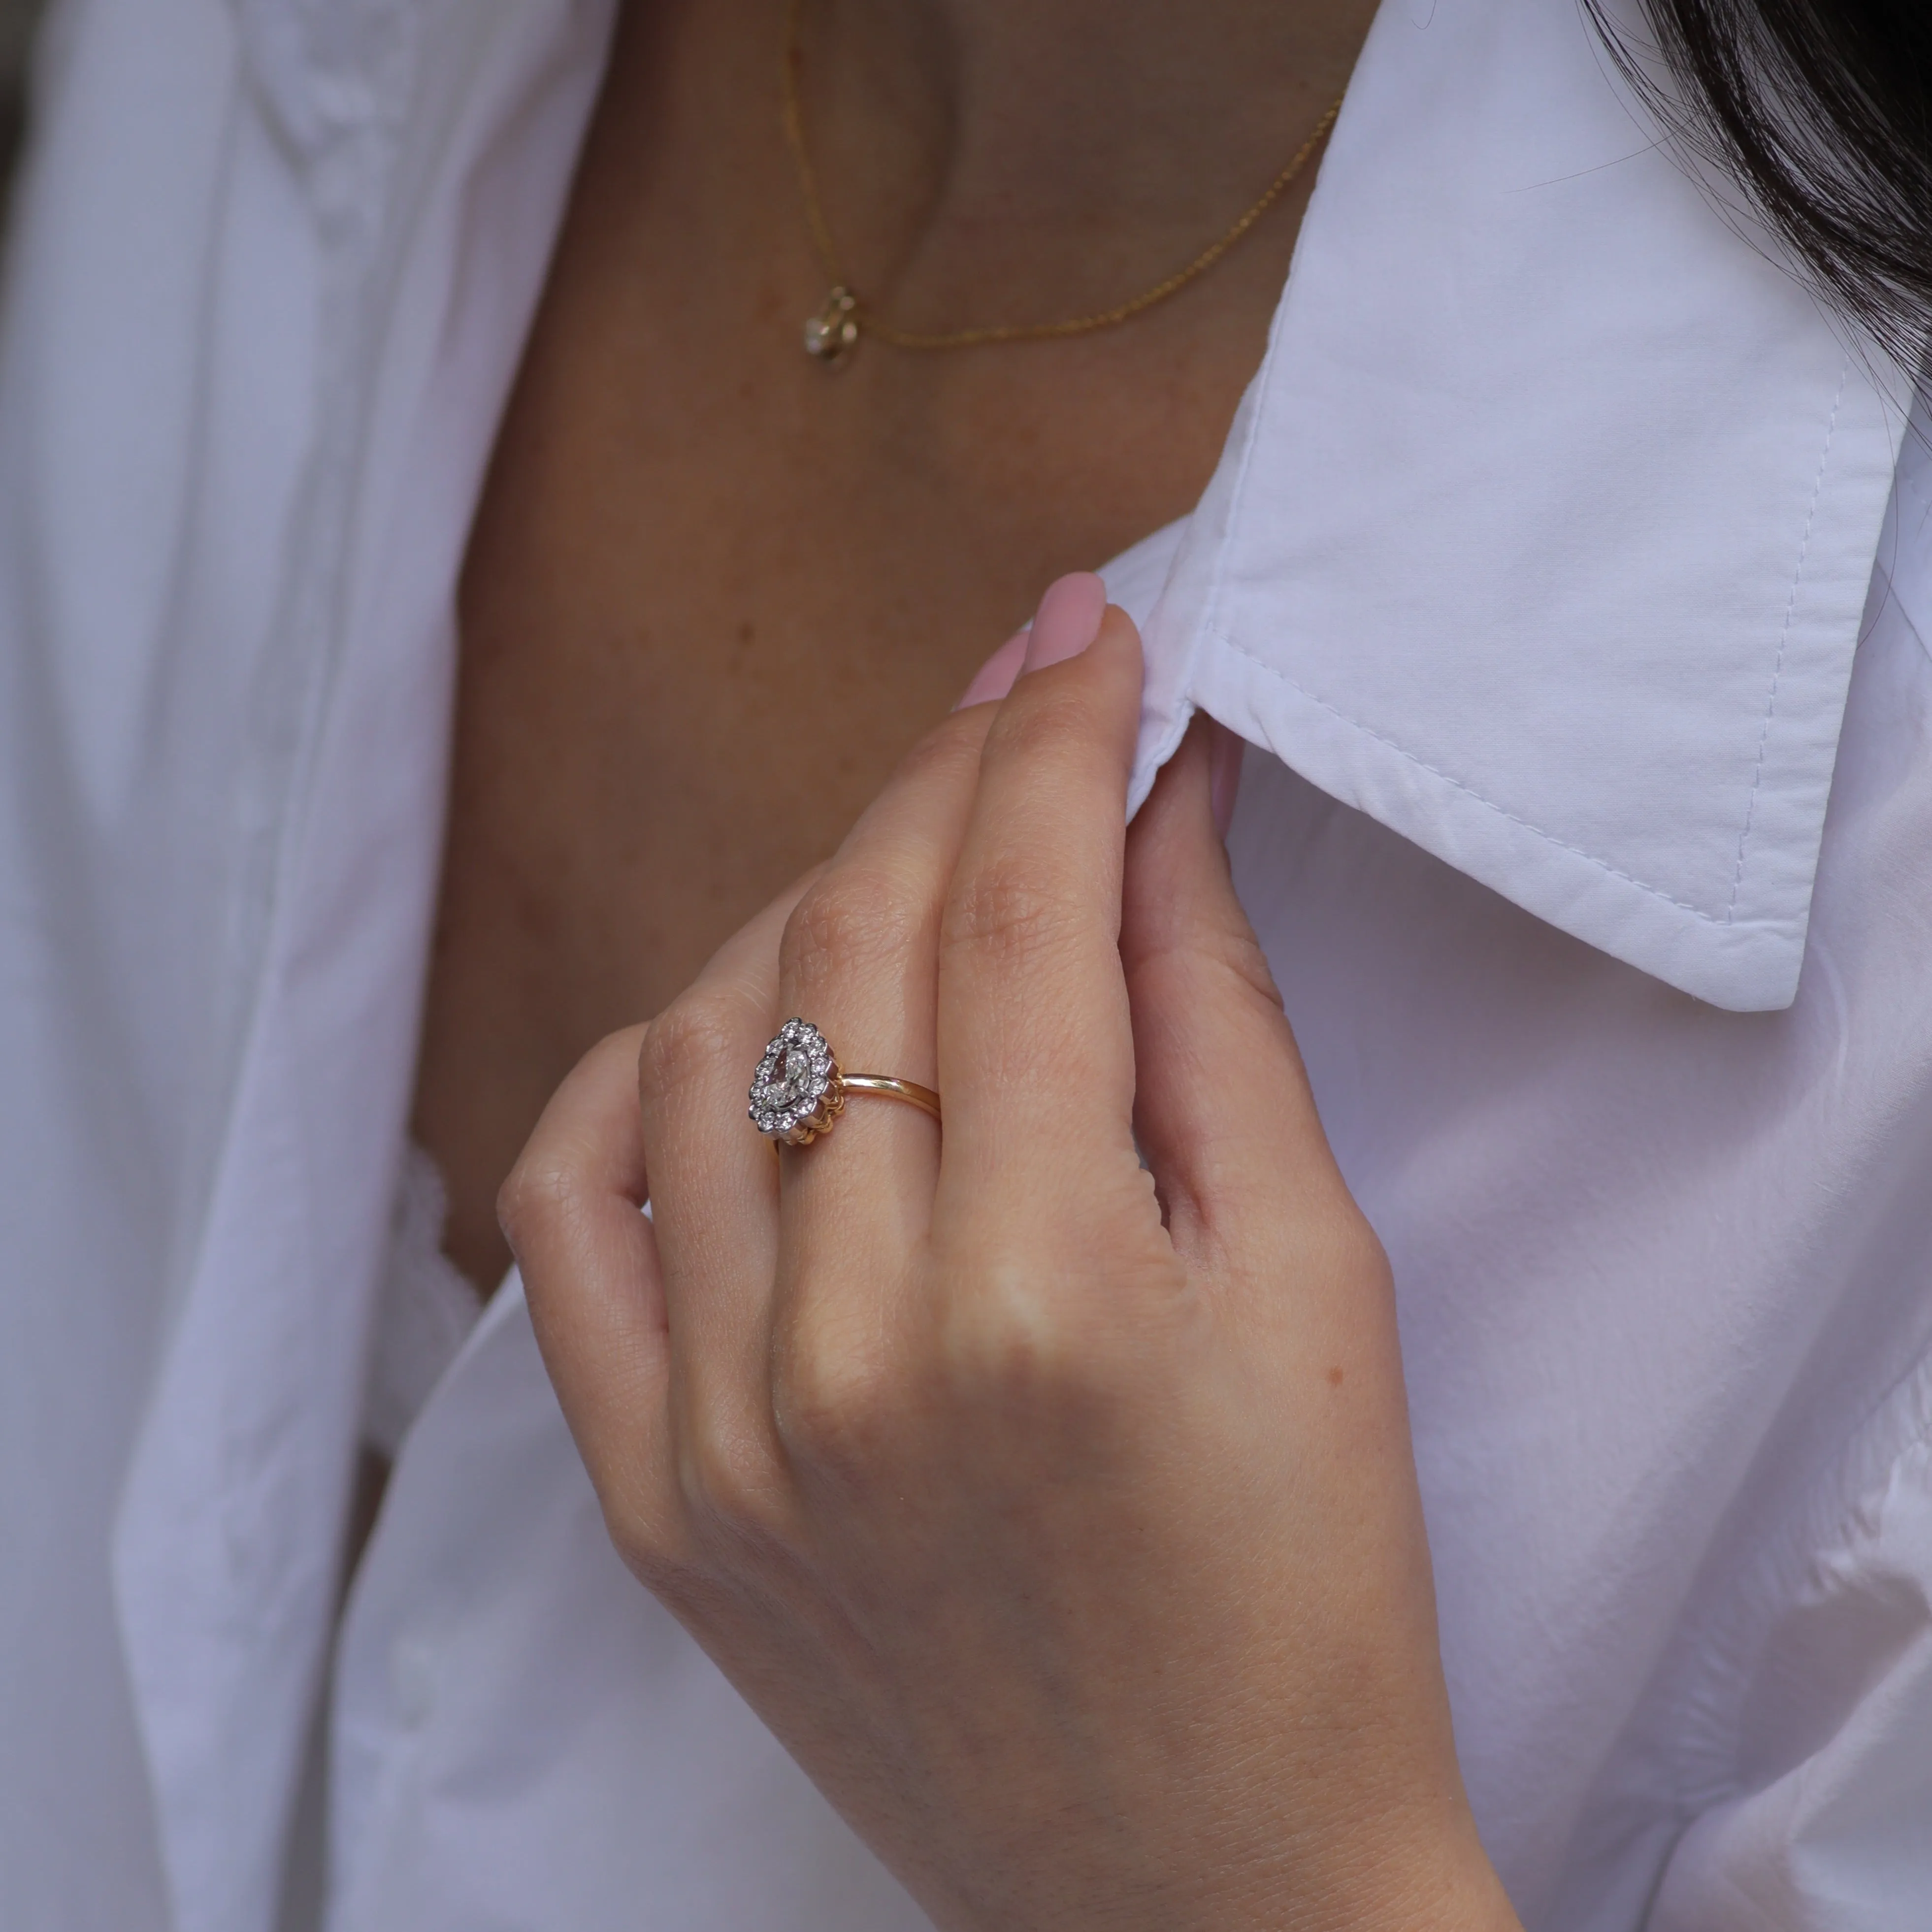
left=1132, top=0, right=1914, bottom=1013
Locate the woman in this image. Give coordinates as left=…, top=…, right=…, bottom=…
left=2, top=0, right=1929, bottom=1927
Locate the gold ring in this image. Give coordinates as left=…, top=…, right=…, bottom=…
left=749, top=1018, right=941, bottom=1146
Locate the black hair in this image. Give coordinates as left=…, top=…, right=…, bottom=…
left=1586, top=0, right=1932, bottom=364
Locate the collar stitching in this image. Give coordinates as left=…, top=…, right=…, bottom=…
left=1162, top=288, right=1314, bottom=785
left=1210, top=627, right=1768, bottom=925
left=1723, top=360, right=1849, bottom=920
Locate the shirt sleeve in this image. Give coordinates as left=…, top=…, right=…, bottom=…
left=1648, top=1395, right=1932, bottom=1930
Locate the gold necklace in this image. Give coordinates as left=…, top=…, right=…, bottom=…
left=781, top=0, right=1342, bottom=367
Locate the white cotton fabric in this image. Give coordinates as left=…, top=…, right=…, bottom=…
left=361, top=1146, right=478, bottom=1462
left=1138, top=0, right=1911, bottom=1014
left=1, top=0, right=1931, bottom=1929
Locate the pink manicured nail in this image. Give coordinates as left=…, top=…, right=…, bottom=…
left=954, top=628, right=1030, bottom=709
left=1020, top=572, right=1107, bottom=674
left=1209, top=720, right=1244, bottom=840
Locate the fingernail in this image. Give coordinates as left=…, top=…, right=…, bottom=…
left=953, top=627, right=1030, bottom=709
left=1209, top=721, right=1244, bottom=841
left=1021, top=572, right=1107, bottom=674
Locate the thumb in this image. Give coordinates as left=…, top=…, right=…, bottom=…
left=1119, top=718, right=1372, bottom=1298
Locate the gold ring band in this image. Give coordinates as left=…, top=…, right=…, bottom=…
left=839, top=1074, right=941, bottom=1124
left=749, top=1019, right=942, bottom=1146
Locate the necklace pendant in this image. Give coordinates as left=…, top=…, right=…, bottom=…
left=802, top=286, right=860, bottom=367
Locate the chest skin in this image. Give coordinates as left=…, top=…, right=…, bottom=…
left=411, top=0, right=1324, bottom=1287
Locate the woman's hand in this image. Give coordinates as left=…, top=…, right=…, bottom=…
left=504, top=577, right=1519, bottom=1932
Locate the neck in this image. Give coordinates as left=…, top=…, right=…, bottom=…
left=796, top=0, right=1375, bottom=325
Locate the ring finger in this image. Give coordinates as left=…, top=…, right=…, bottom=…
left=769, top=702, right=997, bottom=1339
left=639, top=881, right=813, bottom=1507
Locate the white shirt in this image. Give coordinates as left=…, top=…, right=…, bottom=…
left=1, top=0, right=1929, bottom=1928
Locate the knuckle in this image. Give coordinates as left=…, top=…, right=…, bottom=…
left=1333, top=1212, right=1395, bottom=1294
left=495, top=1151, right=574, bottom=1260
left=1241, top=1198, right=1392, bottom=1309
left=608, top=1511, right=742, bottom=1628
left=771, top=1315, right=901, bottom=1476
left=675, top=1409, right=791, bottom=1548
left=1202, top=920, right=1289, bottom=1016
left=1135, top=922, right=1288, bottom=1022
left=935, top=1244, right=1189, bottom=1421
left=599, top=1490, right=688, bottom=1595
left=985, top=679, right=1094, bottom=768
left=498, top=1026, right=646, bottom=1254
left=940, top=1260, right=1105, bottom=1407
left=612, top=1535, right=688, bottom=1603
left=782, top=865, right=924, bottom=989
left=637, top=995, right=743, bottom=1109
left=943, top=856, right=1084, bottom=970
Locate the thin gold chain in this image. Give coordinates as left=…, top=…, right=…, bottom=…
left=780, top=0, right=1342, bottom=358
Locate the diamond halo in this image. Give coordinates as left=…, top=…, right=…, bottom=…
left=749, top=1018, right=845, bottom=1145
